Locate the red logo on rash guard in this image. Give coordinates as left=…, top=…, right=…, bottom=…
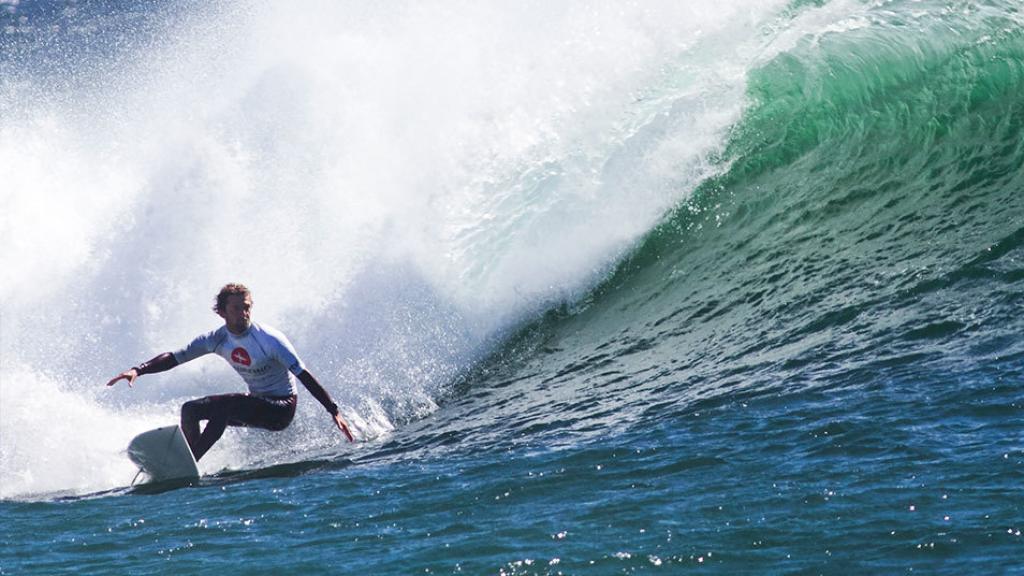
left=231, top=347, right=252, bottom=366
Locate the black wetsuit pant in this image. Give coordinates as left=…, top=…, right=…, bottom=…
left=181, top=394, right=296, bottom=461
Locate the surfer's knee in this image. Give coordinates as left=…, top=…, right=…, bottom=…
left=180, top=398, right=201, bottom=421
left=266, top=419, right=292, bottom=432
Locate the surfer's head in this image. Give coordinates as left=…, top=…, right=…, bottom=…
left=214, top=283, right=252, bottom=334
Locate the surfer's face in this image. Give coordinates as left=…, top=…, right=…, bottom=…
left=220, top=294, right=252, bottom=334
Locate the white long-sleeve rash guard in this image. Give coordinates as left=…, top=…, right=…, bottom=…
left=173, top=322, right=306, bottom=397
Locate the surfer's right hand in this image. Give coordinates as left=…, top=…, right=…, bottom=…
left=105, top=368, right=139, bottom=388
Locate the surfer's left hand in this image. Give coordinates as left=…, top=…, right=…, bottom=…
left=334, top=413, right=356, bottom=442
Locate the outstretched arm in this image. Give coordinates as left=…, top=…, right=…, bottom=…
left=105, top=352, right=179, bottom=388
left=297, top=370, right=356, bottom=442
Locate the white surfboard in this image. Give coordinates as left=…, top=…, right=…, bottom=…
left=127, top=425, right=200, bottom=483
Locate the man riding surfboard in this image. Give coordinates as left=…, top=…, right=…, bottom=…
left=106, top=283, right=355, bottom=461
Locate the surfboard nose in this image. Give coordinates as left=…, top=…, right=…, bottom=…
left=127, top=425, right=200, bottom=483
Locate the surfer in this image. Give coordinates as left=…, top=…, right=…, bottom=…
left=106, top=283, right=355, bottom=461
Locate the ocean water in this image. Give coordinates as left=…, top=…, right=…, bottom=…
left=2, top=0, right=1024, bottom=573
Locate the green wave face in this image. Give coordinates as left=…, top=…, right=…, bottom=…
left=487, top=0, right=1024, bottom=409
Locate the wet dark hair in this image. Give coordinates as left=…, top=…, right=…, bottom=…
left=213, top=283, right=251, bottom=314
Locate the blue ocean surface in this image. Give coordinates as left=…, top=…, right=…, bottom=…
left=3, top=0, right=1024, bottom=573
